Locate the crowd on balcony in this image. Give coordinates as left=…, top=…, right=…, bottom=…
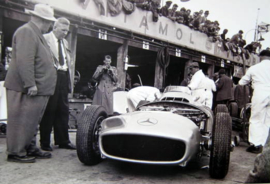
left=129, top=0, right=262, bottom=56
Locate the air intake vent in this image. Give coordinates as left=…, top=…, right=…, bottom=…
left=162, top=97, right=189, bottom=102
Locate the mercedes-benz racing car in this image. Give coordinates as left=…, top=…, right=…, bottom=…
left=76, top=86, right=233, bottom=179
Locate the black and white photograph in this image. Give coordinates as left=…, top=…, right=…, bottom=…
left=0, top=0, right=270, bottom=183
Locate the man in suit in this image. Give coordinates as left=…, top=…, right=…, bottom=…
left=40, top=17, right=76, bottom=151
left=4, top=4, right=57, bottom=163
left=215, top=69, right=233, bottom=105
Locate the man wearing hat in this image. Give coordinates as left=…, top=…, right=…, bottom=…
left=39, top=17, right=76, bottom=151
left=239, top=49, right=270, bottom=153
left=4, top=4, right=57, bottom=163
left=159, top=1, right=172, bottom=17
left=92, top=55, right=118, bottom=115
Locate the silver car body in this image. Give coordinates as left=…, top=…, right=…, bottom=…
left=99, top=86, right=213, bottom=166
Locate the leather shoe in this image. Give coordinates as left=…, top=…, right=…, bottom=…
left=246, top=145, right=263, bottom=154
left=41, top=144, right=53, bottom=151
left=59, top=143, right=76, bottom=150
left=7, top=155, right=36, bottom=163
left=27, top=149, right=52, bottom=159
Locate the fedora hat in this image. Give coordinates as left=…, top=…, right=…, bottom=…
left=29, top=4, right=56, bottom=22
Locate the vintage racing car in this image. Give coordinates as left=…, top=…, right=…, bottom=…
left=76, top=86, right=233, bottom=179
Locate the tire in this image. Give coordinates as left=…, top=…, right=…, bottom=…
left=76, top=105, right=107, bottom=165
left=234, top=135, right=240, bottom=146
left=215, top=104, right=229, bottom=114
left=228, top=102, right=238, bottom=117
left=209, top=112, right=232, bottom=179
left=240, top=104, right=251, bottom=143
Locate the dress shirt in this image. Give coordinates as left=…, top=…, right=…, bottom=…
left=52, top=33, right=68, bottom=71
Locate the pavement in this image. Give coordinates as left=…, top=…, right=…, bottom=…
left=0, top=131, right=257, bottom=184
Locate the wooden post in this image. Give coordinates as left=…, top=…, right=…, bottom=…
left=116, top=40, right=128, bottom=90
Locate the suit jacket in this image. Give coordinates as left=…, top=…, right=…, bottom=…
left=43, top=32, right=73, bottom=93
left=216, top=75, right=233, bottom=101
left=4, top=22, right=57, bottom=95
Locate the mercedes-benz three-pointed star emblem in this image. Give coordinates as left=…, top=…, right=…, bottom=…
left=137, top=118, right=158, bottom=126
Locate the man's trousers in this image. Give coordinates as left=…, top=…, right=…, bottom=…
left=39, top=70, right=70, bottom=146
left=249, top=94, right=270, bottom=146
left=6, top=90, right=49, bottom=156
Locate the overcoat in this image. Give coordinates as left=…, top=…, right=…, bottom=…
left=4, top=22, right=57, bottom=95
left=92, top=65, right=118, bottom=115
left=4, top=21, right=57, bottom=156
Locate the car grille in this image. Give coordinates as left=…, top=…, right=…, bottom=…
left=102, top=134, right=186, bottom=162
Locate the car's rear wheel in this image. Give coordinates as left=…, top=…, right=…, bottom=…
left=209, top=112, right=232, bottom=179
left=76, top=105, right=107, bottom=165
left=228, top=102, right=238, bottom=117
left=215, top=104, right=229, bottom=114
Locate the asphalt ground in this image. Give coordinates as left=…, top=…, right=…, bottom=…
left=0, top=130, right=256, bottom=184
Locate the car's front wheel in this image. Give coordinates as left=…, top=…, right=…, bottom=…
left=76, top=105, right=107, bottom=165
left=209, top=112, right=232, bottom=179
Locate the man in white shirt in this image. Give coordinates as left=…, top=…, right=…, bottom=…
left=127, top=86, right=161, bottom=112
left=188, top=62, right=208, bottom=107
left=40, top=17, right=76, bottom=151
left=239, top=49, right=270, bottom=153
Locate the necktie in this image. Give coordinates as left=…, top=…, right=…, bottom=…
left=58, top=40, right=64, bottom=66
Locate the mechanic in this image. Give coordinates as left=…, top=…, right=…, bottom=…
left=127, top=86, right=161, bottom=112
left=187, top=62, right=208, bottom=107
left=239, top=49, right=270, bottom=154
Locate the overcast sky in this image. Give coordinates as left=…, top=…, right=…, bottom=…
left=164, top=0, right=270, bottom=49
